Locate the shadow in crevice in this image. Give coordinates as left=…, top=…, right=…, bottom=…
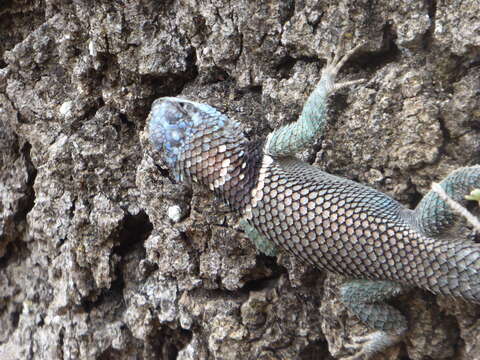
left=81, top=211, right=153, bottom=313
left=114, top=211, right=153, bottom=258
left=14, top=142, right=37, bottom=224
left=149, top=321, right=193, bottom=360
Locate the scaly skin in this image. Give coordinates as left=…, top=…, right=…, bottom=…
left=148, top=40, right=480, bottom=359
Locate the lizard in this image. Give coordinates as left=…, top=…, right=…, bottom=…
left=147, top=38, right=480, bottom=359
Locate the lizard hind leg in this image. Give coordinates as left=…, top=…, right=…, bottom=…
left=339, top=280, right=408, bottom=360
left=415, top=165, right=480, bottom=238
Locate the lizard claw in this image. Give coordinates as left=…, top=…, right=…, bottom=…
left=342, top=331, right=402, bottom=360
left=328, top=40, right=366, bottom=75
left=333, top=77, right=367, bottom=92
left=321, top=37, right=367, bottom=93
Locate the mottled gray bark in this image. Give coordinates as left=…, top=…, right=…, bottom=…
left=0, top=0, right=479, bottom=359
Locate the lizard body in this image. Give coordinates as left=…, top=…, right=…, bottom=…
left=148, top=41, right=480, bottom=359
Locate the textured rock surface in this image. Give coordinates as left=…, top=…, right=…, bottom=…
left=1, top=0, right=479, bottom=359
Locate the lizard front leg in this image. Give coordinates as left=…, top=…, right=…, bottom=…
left=265, top=38, right=365, bottom=158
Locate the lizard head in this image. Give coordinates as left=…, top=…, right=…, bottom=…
left=148, top=97, right=245, bottom=183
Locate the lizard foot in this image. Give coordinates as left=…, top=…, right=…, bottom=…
left=239, top=219, right=278, bottom=257
left=322, top=38, right=366, bottom=93
left=343, top=331, right=402, bottom=360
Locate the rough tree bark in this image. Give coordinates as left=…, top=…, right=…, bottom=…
left=1, top=0, right=479, bottom=359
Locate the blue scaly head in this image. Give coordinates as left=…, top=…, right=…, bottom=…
left=148, top=97, right=247, bottom=185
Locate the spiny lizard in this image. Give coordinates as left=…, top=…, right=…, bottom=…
left=147, top=39, right=480, bottom=359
